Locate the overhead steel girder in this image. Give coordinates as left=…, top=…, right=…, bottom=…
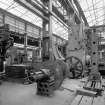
left=25, top=0, right=48, bottom=16
left=14, top=0, right=83, bottom=26
left=52, top=6, right=65, bottom=23
left=58, top=0, right=74, bottom=14
left=58, top=0, right=81, bottom=24
left=73, top=0, right=88, bottom=26
left=26, top=0, right=66, bottom=24
left=14, top=0, right=49, bottom=21
left=14, top=0, right=69, bottom=28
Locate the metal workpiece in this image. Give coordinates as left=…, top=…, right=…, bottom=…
left=37, top=77, right=55, bottom=96
left=30, top=59, right=68, bottom=96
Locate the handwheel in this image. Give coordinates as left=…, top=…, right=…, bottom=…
left=66, top=56, right=83, bottom=78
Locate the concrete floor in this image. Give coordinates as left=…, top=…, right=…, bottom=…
left=0, top=79, right=83, bottom=105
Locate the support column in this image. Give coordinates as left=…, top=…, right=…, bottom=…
left=42, top=20, right=49, bottom=61
left=24, top=23, right=27, bottom=63
left=39, top=28, right=42, bottom=59
left=90, top=29, right=99, bottom=74
left=48, top=0, right=53, bottom=61
left=3, top=14, right=5, bottom=25
left=42, top=0, right=53, bottom=61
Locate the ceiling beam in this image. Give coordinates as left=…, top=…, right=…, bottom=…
left=14, top=0, right=69, bottom=29
left=26, top=0, right=66, bottom=24
left=58, top=0, right=81, bottom=24
left=24, top=0, right=67, bottom=25
left=52, top=6, right=66, bottom=23
left=25, top=0, right=48, bottom=15
left=14, top=0, right=49, bottom=21
left=73, top=0, right=89, bottom=26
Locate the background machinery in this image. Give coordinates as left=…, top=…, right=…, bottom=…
left=0, top=23, right=68, bottom=96
left=0, top=24, right=14, bottom=73
left=0, top=1, right=104, bottom=97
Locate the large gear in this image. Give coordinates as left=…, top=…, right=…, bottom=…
left=66, top=56, right=83, bottom=78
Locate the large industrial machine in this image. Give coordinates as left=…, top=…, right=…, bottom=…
left=0, top=12, right=104, bottom=97
left=0, top=24, right=14, bottom=72
left=0, top=23, right=68, bottom=96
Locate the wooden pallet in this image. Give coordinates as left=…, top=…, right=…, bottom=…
left=69, top=79, right=105, bottom=105
left=70, top=92, right=105, bottom=105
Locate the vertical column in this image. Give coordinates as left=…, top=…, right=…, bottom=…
left=42, top=20, right=49, bottom=60
left=3, top=14, right=5, bottom=25
left=91, top=29, right=98, bottom=74
left=39, top=28, right=42, bottom=60
left=48, top=0, right=53, bottom=61
left=24, top=23, right=27, bottom=63
left=43, top=20, right=47, bottom=37
left=67, top=12, right=71, bottom=58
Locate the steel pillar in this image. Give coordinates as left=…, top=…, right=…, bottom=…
left=42, top=0, right=54, bottom=61
left=48, top=0, right=54, bottom=61
left=90, top=29, right=99, bottom=74
left=24, top=33, right=27, bottom=63
left=14, top=0, right=49, bottom=21
left=23, top=23, right=28, bottom=63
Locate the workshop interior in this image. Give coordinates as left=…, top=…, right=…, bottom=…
left=0, top=0, right=105, bottom=105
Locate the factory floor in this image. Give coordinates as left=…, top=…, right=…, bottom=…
left=0, top=78, right=105, bottom=105
left=0, top=78, right=83, bottom=105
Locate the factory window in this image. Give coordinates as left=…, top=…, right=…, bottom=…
left=27, top=25, right=33, bottom=37
left=27, top=25, right=39, bottom=38
left=5, top=16, right=15, bottom=31
left=0, top=13, right=3, bottom=24
left=15, top=20, right=25, bottom=34
left=33, top=27, right=39, bottom=38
